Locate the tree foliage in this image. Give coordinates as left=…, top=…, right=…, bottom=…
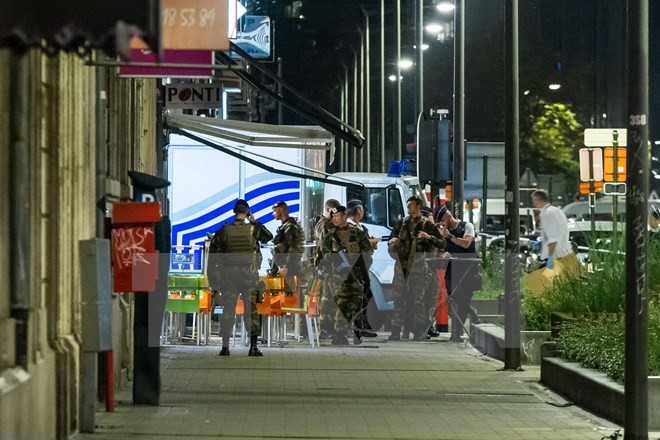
left=520, top=99, right=582, bottom=178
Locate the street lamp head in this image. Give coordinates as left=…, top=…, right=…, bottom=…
left=399, top=59, right=413, bottom=69
left=437, top=2, right=455, bottom=13
left=388, top=74, right=403, bottom=82
left=548, top=83, right=561, bottom=91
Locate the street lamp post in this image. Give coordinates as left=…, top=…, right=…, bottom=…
left=625, top=0, right=649, bottom=438
left=364, top=8, right=371, bottom=172
left=381, top=0, right=386, bottom=171
left=504, top=0, right=522, bottom=371
left=396, top=0, right=402, bottom=159
left=452, top=0, right=465, bottom=217
left=359, top=28, right=365, bottom=172
left=416, top=0, right=424, bottom=117
left=353, top=46, right=359, bottom=172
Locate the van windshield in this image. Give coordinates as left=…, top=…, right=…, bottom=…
left=346, top=186, right=404, bottom=228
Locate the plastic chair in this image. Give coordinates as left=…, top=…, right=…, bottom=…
left=280, top=277, right=321, bottom=348
left=257, top=276, right=287, bottom=347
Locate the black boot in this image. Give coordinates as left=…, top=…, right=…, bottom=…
left=248, top=335, right=263, bottom=357
left=388, top=326, right=401, bottom=341
left=219, top=346, right=230, bottom=356
left=353, top=331, right=363, bottom=345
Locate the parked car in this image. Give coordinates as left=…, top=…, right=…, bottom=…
left=562, top=199, right=660, bottom=222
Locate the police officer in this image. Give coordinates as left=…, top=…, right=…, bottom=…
left=436, top=205, right=480, bottom=343
left=314, top=199, right=341, bottom=337
left=388, top=196, right=445, bottom=341
left=271, top=201, right=305, bottom=296
left=317, top=206, right=374, bottom=345
left=208, top=199, right=273, bottom=356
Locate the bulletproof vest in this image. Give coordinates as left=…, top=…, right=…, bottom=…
left=333, top=226, right=361, bottom=253
left=275, top=218, right=305, bottom=253
left=447, top=221, right=476, bottom=254
left=223, top=222, right=258, bottom=255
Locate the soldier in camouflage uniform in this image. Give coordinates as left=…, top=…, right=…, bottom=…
left=387, top=196, right=445, bottom=341
left=208, top=199, right=273, bottom=356
left=271, top=201, right=305, bottom=298
left=314, top=199, right=341, bottom=337
left=316, top=206, right=373, bottom=345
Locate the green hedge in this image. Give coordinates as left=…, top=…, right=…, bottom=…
left=554, top=303, right=660, bottom=383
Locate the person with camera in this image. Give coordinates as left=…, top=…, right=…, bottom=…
left=208, top=199, right=273, bottom=357
left=316, top=206, right=373, bottom=345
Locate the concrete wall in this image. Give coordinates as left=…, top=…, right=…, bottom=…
left=0, top=48, right=157, bottom=440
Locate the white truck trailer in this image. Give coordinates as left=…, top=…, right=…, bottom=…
left=165, top=113, right=427, bottom=328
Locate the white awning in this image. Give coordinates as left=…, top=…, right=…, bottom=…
left=165, top=111, right=334, bottom=150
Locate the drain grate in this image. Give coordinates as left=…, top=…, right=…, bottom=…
left=436, top=392, right=538, bottom=403
left=438, top=392, right=532, bottom=397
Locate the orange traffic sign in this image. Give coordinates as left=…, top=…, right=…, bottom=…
left=579, top=181, right=604, bottom=195
left=603, top=147, right=626, bottom=182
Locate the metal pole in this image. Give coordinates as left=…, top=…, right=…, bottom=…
left=613, top=130, right=619, bottom=237
left=625, top=0, right=649, bottom=437
left=452, top=0, right=465, bottom=218
left=353, top=49, right=359, bottom=171
left=360, top=29, right=365, bottom=172
left=277, top=57, right=283, bottom=125
left=365, top=10, right=371, bottom=172
left=482, top=155, right=488, bottom=233
left=344, top=65, right=350, bottom=172
left=503, top=0, right=521, bottom=370
left=417, top=0, right=424, bottom=117
left=396, top=0, right=402, bottom=159
left=482, top=155, right=489, bottom=261
left=340, top=77, right=346, bottom=172
left=381, top=0, right=386, bottom=170
left=588, top=147, right=596, bottom=237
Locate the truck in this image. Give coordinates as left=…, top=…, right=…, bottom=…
left=165, top=113, right=425, bottom=329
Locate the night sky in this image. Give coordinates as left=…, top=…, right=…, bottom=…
left=248, top=0, right=659, bottom=191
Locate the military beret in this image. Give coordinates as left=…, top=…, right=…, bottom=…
left=272, top=201, right=288, bottom=209
left=330, top=206, right=347, bottom=215
left=346, top=199, right=363, bottom=210
left=435, top=205, right=448, bottom=222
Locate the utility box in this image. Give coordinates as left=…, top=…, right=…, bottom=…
left=79, top=238, right=113, bottom=352
left=417, top=111, right=452, bottom=183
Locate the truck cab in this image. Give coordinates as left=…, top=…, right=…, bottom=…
left=324, top=170, right=429, bottom=329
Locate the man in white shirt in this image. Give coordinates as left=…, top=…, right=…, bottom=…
left=531, top=189, right=572, bottom=269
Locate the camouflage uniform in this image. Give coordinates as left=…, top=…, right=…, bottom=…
left=208, top=219, right=273, bottom=344
left=272, top=217, right=305, bottom=295
left=317, top=224, right=373, bottom=339
left=389, top=215, right=445, bottom=338
left=314, top=216, right=337, bottom=334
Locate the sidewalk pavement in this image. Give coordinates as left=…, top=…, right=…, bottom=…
left=75, top=334, right=626, bottom=440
